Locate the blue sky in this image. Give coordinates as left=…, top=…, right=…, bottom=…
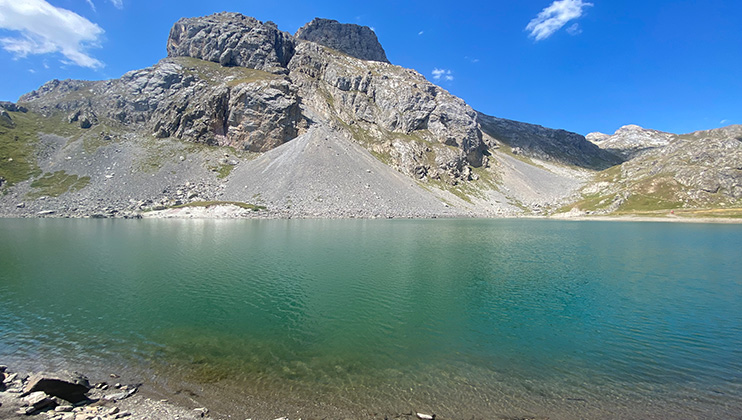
left=0, top=0, right=740, bottom=136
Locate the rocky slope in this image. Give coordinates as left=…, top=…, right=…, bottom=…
left=567, top=124, right=742, bottom=215
left=1, top=12, right=735, bottom=219
left=586, top=124, right=675, bottom=160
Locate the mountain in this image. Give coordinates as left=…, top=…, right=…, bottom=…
left=0, top=12, right=738, bottom=219
left=569, top=124, right=742, bottom=216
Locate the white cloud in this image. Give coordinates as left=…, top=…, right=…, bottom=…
left=418, top=30, right=424, bottom=35
left=526, top=0, right=593, bottom=41
left=720, top=119, right=729, bottom=124
left=432, top=68, right=454, bottom=81
left=85, top=0, right=96, bottom=12
left=566, top=23, right=582, bottom=36
left=110, top=0, right=123, bottom=9
left=0, top=0, right=104, bottom=68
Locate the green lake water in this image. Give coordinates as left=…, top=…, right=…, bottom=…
left=1, top=218, right=741, bottom=419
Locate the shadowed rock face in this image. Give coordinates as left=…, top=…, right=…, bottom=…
left=478, top=112, right=623, bottom=170
left=167, top=12, right=295, bottom=73
left=295, top=18, right=389, bottom=63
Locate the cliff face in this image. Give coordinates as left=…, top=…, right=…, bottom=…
left=166, top=13, right=295, bottom=72
left=478, top=113, right=622, bottom=170
left=9, top=12, right=732, bottom=219
left=19, top=58, right=303, bottom=152
left=295, top=18, right=389, bottom=63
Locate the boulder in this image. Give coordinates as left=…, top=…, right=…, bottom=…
left=22, top=372, right=91, bottom=403
left=23, top=391, right=59, bottom=412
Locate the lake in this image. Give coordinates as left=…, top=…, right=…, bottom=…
left=1, top=218, right=741, bottom=419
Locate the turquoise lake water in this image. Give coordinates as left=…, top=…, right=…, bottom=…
left=1, top=218, right=741, bottom=419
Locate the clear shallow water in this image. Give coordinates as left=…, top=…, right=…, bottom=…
left=1, top=218, right=741, bottom=419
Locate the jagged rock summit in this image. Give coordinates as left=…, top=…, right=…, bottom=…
left=587, top=124, right=675, bottom=159
left=167, top=12, right=295, bottom=72
left=295, top=18, right=389, bottom=63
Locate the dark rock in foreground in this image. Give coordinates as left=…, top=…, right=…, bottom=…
left=22, top=372, right=91, bottom=403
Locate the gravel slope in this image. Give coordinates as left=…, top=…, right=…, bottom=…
left=221, top=125, right=467, bottom=218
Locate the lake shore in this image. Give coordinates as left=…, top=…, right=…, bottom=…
left=0, top=364, right=444, bottom=420
left=1, top=203, right=740, bottom=224
left=139, top=205, right=742, bottom=223
left=0, top=365, right=210, bottom=420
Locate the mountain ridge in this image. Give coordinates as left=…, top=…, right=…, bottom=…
left=1, top=12, right=739, bottom=219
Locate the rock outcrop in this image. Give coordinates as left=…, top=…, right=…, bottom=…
left=575, top=124, right=742, bottom=213
left=167, top=12, right=295, bottom=73
left=295, top=18, right=389, bottom=63
left=287, top=41, right=485, bottom=181
left=587, top=124, right=675, bottom=160
left=20, top=58, right=303, bottom=152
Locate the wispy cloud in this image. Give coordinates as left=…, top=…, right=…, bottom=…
left=418, top=30, right=424, bottom=35
left=110, top=0, right=124, bottom=9
left=526, top=0, right=593, bottom=41
left=720, top=119, right=729, bottom=125
left=566, top=23, right=582, bottom=36
left=85, top=0, right=96, bottom=12
left=432, top=68, right=453, bottom=81
left=0, top=0, right=104, bottom=68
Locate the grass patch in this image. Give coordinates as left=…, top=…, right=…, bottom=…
left=208, top=163, right=234, bottom=179
left=1, top=109, right=122, bottom=190
left=171, top=201, right=266, bottom=211
left=27, top=170, right=90, bottom=198
left=0, top=111, right=43, bottom=187
left=596, top=164, right=622, bottom=182
left=564, top=193, right=615, bottom=213
left=172, top=57, right=279, bottom=87
left=616, top=193, right=683, bottom=213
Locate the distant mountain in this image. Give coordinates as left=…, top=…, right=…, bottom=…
left=0, top=12, right=738, bottom=219
left=570, top=125, right=742, bottom=216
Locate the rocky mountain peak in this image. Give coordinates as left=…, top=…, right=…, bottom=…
left=295, top=18, right=389, bottom=63
left=588, top=124, right=674, bottom=159
left=166, top=12, right=295, bottom=73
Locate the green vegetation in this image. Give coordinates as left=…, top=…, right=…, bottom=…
left=171, top=201, right=266, bottom=211
left=0, top=111, right=43, bottom=188
left=209, top=163, right=234, bottom=179
left=173, top=57, right=279, bottom=87
left=0, top=107, right=124, bottom=193
left=27, top=170, right=90, bottom=198
left=136, top=136, right=175, bottom=173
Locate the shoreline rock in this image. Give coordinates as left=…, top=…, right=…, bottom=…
left=0, top=366, right=203, bottom=420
